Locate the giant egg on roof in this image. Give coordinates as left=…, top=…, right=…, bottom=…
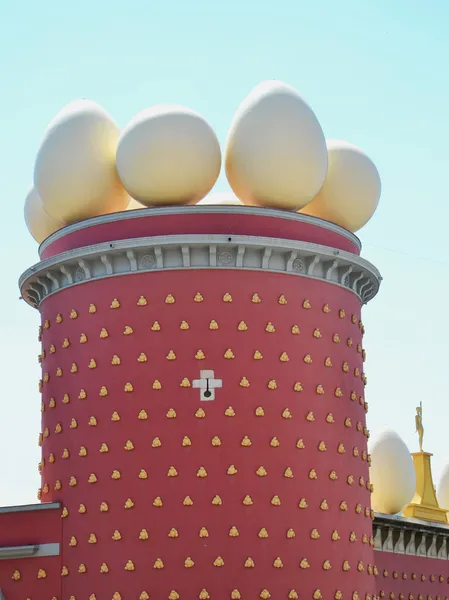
left=116, top=105, right=221, bottom=206
left=197, top=191, right=243, bottom=206
left=34, top=100, right=129, bottom=224
left=300, top=139, right=381, bottom=232
left=225, top=80, right=328, bottom=210
left=369, top=429, right=415, bottom=515
left=24, top=187, right=65, bottom=244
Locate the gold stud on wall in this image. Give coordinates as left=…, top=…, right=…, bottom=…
left=252, top=293, right=262, bottom=303
left=194, top=292, right=204, bottom=302
left=265, top=321, right=275, bottom=332
left=268, top=379, right=278, bottom=389
left=112, top=355, right=121, bottom=365
left=279, top=294, right=287, bottom=304
left=151, top=320, right=161, bottom=331
left=70, top=309, right=78, bottom=319
left=137, top=295, right=147, bottom=306
left=165, top=294, right=175, bottom=304
left=209, top=319, right=219, bottom=329
left=100, top=327, right=109, bottom=338
left=111, top=298, right=120, bottom=308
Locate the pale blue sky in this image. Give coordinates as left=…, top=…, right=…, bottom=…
left=0, top=0, right=448, bottom=506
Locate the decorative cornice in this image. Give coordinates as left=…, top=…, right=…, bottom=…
left=373, top=513, right=449, bottom=560
left=20, top=233, right=381, bottom=309
left=38, top=205, right=362, bottom=256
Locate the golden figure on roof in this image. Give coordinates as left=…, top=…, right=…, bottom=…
left=415, top=401, right=424, bottom=452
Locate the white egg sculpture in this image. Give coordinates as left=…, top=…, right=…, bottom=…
left=197, top=191, right=243, bottom=206
left=34, top=100, right=128, bottom=224
left=300, top=139, right=381, bottom=232
left=437, top=463, right=449, bottom=512
left=116, top=105, right=221, bottom=206
left=225, top=80, right=327, bottom=210
left=24, top=187, right=65, bottom=244
left=369, top=429, right=416, bottom=515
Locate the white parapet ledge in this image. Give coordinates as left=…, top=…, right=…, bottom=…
left=0, top=543, right=60, bottom=560
left=20, top=234, right=381, bottom=308
left=38, top=205, right=362, bottom=256
left=373, top=512, right=449, bottom=559
left=0, top=501, right=60, bottom=514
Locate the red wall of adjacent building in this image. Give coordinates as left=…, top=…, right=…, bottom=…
left=34, top=267, right=373, bottom=600
left=374, top=552, right=449, bottom=600
left=0, top=506, right=62, bottom=599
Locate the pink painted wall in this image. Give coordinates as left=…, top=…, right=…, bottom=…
left=40, top=211, right=360, bottom=260
left=374, top=551, right=449, bottom=600
left=34, top=268, right=372, bottom=599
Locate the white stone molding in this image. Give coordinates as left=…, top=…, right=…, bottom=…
left=374, top=514, right=449, bottom=560
left=20, top=234, right=381, bottom=309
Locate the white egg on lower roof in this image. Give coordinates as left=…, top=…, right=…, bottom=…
left=437, top=463, right=449, bottom=512
left=369, top=429, right=416, bottom=515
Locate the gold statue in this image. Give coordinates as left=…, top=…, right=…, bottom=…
left=415, top=401, right=424, bottom=452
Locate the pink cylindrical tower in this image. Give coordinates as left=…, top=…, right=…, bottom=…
left=20, top=206, right=381, bottom=600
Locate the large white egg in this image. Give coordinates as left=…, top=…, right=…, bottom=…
left=116, top=105, right=221, bottom=206
left=437, top=463, right=449, bottom=511
left=24, top=187, right=65, bottom=243
left=34, top=99, right=128, bottom=224
left=300, top=139, right=381, bottom=232
left=197, top=191, right=243, bottom=206
left=369, top=429, right=416, bottom=514
left=225, top=80, right=327, bottom=210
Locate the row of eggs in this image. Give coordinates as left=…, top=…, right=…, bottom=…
left=370, top=429, right=449, bottom=515
left=25, top=80, right=381, bottom=244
